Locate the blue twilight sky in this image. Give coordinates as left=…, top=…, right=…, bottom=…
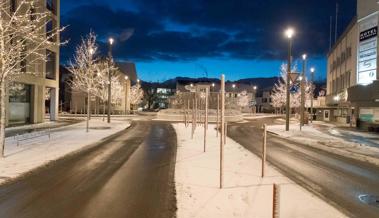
left=60, top=0, right=356, bottom=82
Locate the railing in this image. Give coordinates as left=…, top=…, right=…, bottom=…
left=15, top=128, right=51, bottom=146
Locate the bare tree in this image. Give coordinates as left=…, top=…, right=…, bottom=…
left=129, top=82, right=144, bottom=110
left=271, top=64, right=313, bottom=114
left=93, top=59, right=118, bottom=120
left=69, top=32, right=100, bottom=132
left=237, top=90, right=250, bottom=109
left=0, top=0, right=65, bottom=156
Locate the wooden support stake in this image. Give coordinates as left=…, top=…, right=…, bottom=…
left=204, top=88, right=209, bottom=152
left=262, top=124, right=267, bottom=177
left=191, top=97, right=195, bottom=139
left=220, top=74, right=225, bottom=189
left=224, top=121, right=227, bottom=145
left=273, top=183, right=280, bottom=218
left=187, top=99, right=190, bottom=126
left=216, top=93, right=219, bottom=137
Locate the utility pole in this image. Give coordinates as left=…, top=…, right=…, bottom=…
left=220, top=74, right=225, bottom=189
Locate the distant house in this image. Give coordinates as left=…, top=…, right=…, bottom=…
left=256, top=89, right=274, bottom=113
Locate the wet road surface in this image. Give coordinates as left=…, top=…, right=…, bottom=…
left=228, top=118, right=379, bottom=218
left=0, top=121, right=177, bottom=218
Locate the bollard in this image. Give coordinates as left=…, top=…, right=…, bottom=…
left=273, top=183, right=280, bottom=218
left=262, top=124, right=267, bottom=177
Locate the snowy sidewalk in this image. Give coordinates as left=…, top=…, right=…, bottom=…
left=173, top=123, right=345, bottom=218
left=267, top=124, right=379, bottom=167
left=0, top=118, right=130, bottom=184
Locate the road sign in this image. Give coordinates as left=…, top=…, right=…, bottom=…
left=289, top=72, right=300, bottom=83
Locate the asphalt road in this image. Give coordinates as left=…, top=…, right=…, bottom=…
left=0, top=121, right=177, bottom=218
left=228, top=117, right=379, bottom=218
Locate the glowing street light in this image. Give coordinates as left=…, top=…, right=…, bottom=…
left=285, top=28, right=295, bottom=39
left=125, top=75, right=129, bottom=80
left=284, top=27, right=295, bottom=131
left=232, top=84, right=236, bottom=88
left=109, top=37, right=114, bottom=45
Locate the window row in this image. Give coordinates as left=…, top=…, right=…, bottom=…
left=330, top=71, right=351, bottom=94
left=329, top=47, right=353, bottom=72
left=10, top=0, right=57, bottom=15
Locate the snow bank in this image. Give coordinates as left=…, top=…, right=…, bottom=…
left=267, top=124, right=379, bottom=167
left=173, top=123, right=345, bottom=218
left=0, top=118, right=130, bottom=184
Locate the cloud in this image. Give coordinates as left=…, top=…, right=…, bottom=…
left=60, top=0, right=356, bottom=64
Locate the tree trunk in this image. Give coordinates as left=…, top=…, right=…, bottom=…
left=103, top=103, right=105, bottom=121
left=0, top=82, right=6, bottom=157
left=86, top=92, right=90, bottom=132
left=88, top=93, right=91, bottom=121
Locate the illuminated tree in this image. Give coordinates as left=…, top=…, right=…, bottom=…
left=130, top=83, right=144, bottom=110
left=0, top=0, right=65, bottom=156
left=69, top=32, right=100, bottom=132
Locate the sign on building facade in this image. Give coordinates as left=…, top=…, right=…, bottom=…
left=357, top=14, right=378, bottom=85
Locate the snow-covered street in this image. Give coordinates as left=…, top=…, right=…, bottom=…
left=173, top=123, right=345, bottom=218
left=267, top=122, right=379, bottom=167
left=0, top=118, right=130, bottom=184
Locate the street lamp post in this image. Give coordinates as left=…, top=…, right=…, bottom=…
left=300, top=54, right=306, bottom=130
left=285, top=28, right=294, bottom=131
left=107, top=37, right=114, bottom=123
left=310, top=67, right=315, bottom=123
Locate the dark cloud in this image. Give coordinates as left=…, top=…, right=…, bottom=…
left=61, top=0, right=356, bottom=63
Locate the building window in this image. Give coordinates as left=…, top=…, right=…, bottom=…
left=46, top=19, right=57, bottom=42
left=46, top=50, right=56, bottom=80
left=9, top=83, right=31, bottom=125
left=46, top=0, right=57, bottom=15
left=20, top=41, right=27, bottom=73
left=10, top=0, right=16, bottom=13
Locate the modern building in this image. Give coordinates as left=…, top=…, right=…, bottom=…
left=327, top=0, right=379, bottom=129
left=326, top=18, right=357, bottom=123
left=69, top=62, right=138, bottom=114
left=156, top=88, right=175, bottom=109
left=6, top=0, right=60, bottom=126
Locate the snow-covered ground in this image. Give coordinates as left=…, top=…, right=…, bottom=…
left=243, top=113, right=282, bottom=120
left=267, top=123, right=379, bottom=166
left=173, top=123, right=345, bottom=218
left=0, top=118, right=130, bottom=184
